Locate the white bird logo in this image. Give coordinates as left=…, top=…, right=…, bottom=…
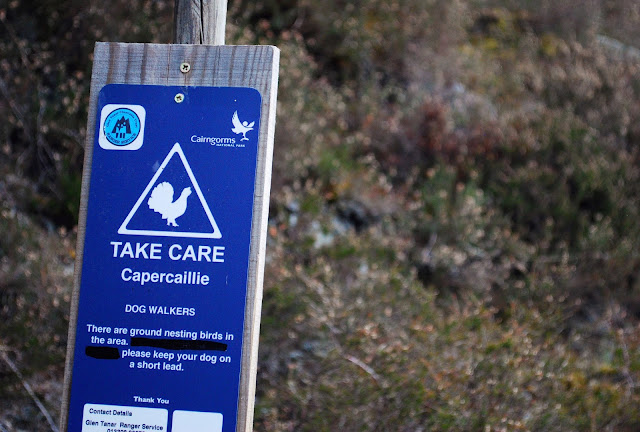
left=231, top=111, right=255, bottom=141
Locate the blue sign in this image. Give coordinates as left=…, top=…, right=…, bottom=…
left=67, top=84, right=262, bottom=432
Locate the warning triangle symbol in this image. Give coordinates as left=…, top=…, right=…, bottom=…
left=118, top=143, right=222, bottom=239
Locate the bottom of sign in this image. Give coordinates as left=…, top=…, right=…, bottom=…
left=82, top=403, right=168, bottom=431
left=81, top=404, right=223, bottom=432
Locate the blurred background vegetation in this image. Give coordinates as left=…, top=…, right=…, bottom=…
left=1, top=0, right=640, bottom=430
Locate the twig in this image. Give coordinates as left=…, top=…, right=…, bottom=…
left=616, top=330, right=639, bottom=397
left=0, top=349, right=59, bottom=432
left=0, top=76, right=32, bottom=141
left=597, top=35, right=640, bottom=60
left=0, top=13, right=31, bottom=68
left=343, top=354, right=382, bottom=385
left=297, top=272, right=384, bottom=387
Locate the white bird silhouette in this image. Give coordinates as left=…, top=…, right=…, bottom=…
left=147, top=182, right=192, bottom=227
left=231, top=111, right=255, bottom=141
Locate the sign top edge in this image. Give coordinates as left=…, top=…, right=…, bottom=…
left=94, top=41, right=279, bottom=52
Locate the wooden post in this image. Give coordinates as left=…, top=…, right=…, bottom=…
left=60, top=3, right=279, bottom=431
left=174, top=0, right=228, bottom=45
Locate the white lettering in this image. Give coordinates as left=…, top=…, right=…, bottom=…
left=112, top=242, right=163, bottom=260
left=111, top=241, right=122, bottom=257
left=190, top=135, right=236, bottom=145
left=212, top=246, right=225, bottom=262
left=182, top=245, right=197, bottom=261
left=120, top=268, right=210, bottom=286
left=198, top=245, right=211, bottom=262
left=149, top=243, right=162, bottom=260
left=167, top=244, right=225, bottom=262
left=168, top=244, right=182, bottom=260
left=135, top=242, right=149, bottom=259
left=114, top=241, right=223, bottom=263
left=121, top=242, right=134, bottom=258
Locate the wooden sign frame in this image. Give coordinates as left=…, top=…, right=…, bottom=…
left=60, top=42, right=279, bottom=432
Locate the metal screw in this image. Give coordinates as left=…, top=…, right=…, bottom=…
left=174, top=93, right=185, bottom=103
left=180, top=62, right=191, bottom=73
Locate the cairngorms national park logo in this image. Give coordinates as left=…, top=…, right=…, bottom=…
left=231, top=111, right=255, bottom=141
left=99, top=104, right=146, bottom=150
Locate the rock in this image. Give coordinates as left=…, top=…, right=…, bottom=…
left=336, top=199, right=377, bottom=232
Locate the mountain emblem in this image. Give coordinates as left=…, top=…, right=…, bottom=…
left=111, top=116, right=131, bottom=137
left=99, top=104, right=146, bottom=150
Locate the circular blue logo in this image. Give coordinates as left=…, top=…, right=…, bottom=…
left=104, top=108, right=141, bottom=146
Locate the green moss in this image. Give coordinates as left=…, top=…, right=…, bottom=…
left=328, top=243, right=357, bottom=259
left=300, top=193, right=323, bottom=215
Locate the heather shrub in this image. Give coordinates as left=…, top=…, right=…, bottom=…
left=0, top=0, right=173, bottom=226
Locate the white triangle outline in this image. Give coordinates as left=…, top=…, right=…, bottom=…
left=118, top=142, right=222, bottom=239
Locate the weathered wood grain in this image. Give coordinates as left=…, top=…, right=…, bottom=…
left=174, top=0, right=228, bottom=44
left=60, top=42, right=279, bottom=432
